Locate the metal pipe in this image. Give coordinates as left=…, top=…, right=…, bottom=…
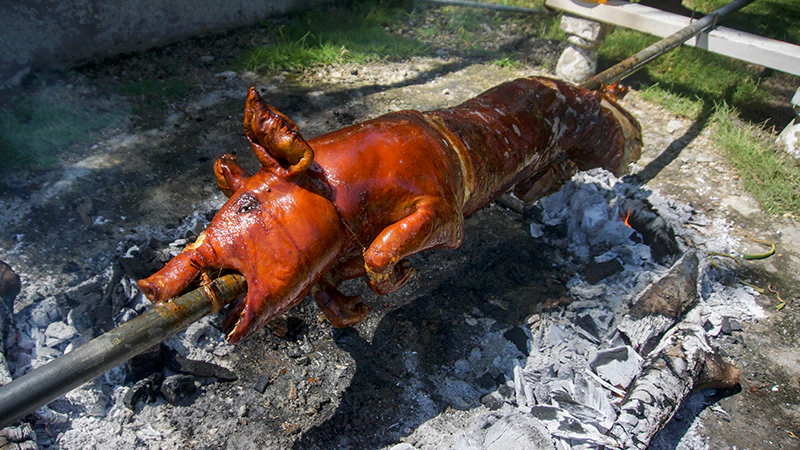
left=0, top=274, right=246, bottom=429
left=417, top=0, right=549, bottom=15
left=580, top=0, right=756, bottom=91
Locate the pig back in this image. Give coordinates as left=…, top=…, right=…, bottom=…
left=424, top=77, right=640, bottom=215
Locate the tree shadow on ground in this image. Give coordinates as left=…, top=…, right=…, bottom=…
left=624, top=100, right=714, bottom=185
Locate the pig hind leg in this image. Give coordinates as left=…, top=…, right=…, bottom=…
left=312, top=258, right=371, bottom=328
left=364, top=197, right=463, bottom=295
left=513, top=159, right=578, bottom=205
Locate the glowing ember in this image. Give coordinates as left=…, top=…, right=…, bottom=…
left=623, top=210, right=632, bottom=228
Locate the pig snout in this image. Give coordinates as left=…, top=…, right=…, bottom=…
left=137, top=253, right=201, bottom=303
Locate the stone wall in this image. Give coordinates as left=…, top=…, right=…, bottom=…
left=0, top=0, right=330, bottom=88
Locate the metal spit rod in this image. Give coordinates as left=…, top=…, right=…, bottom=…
left=420, top=0, right=756, bottom=90
left=0, top=0, right=756, bottom=431
left=580, top=0, right=757, bottom=90
left=0, top=274, right=246, bottom=429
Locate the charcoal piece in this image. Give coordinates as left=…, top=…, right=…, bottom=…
left=457, top=411, right=555, bottom=449
left=164, top=347, right=237, bottom=381
left=477, top=371, right=496, bottom=390
left=0, top=260, right=21, bottom=306
left=0, top=261, right=14, bottom=344
left=503, top=326, right=529, bottom=355
left=161, top=374, right=197, bottom=404
left=529, top=405, right=559, bottom=421
left=128, top=344, right=164, bottom=379
left=623, top=199, right=680, bottom=264
left=285, top=342, right=303, bottom=358
left=480, top=392, right=504, bottom=411
left=575, top=314, right=601, bottom=342
left=497, top=384, right=514, bottom=399
left=589, top=345, right=644, bottom=388
left=584, top=258, right=624, bottom=284
left=116, top=238, right=169, bottom=280
left=0, top=422, right=37, bottom=450
left=29, top=297, right=61, bottom=328
left=63, top=261, right=81, bottom=273
left=43, top=321, right=77, bottom=347
left=720, top=317, right=743, bottom=335
left=254, top=375, right=272, bottom=394
left=0, top=307, right=8, bottom=345
left=123, top=373, right=163, bottom=410
left=269, top=316, right=304, bottom=340
left=103, top=263, right=126, bottom=317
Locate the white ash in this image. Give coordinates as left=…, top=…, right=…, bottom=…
left=0, top=209, right=226, bottom=449
left=163, top=316, right=236, bottom=361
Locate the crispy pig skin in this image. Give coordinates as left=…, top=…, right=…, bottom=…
left=138, top=77, right=642, bottom=342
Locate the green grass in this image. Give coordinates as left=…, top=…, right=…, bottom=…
left=423, top=0, right=556, bottom=55
left=0, top=89, right=123, bottom=171
left=237, top=0, right=559, bottom=73
left=598, top=0, right=797, bottom=117
left=711, top=103, right=800, bottom=218
left=599, top=28, right=764, bottom=110
left=638, top=84, right=704, bottom=119
left=237, top=2, right=430, bottom=72
left=491, top=56, right=526, bottom=69
left=684, top=0, right=800, bottom=44
left=597, top=0, right=799, bottom=217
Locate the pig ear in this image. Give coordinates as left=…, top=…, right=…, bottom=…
left=214, top=154, right=251, bottom=197
left=243, top=87, right=314, bottom=178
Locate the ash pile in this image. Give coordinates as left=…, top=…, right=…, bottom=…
left=0, top=169, right=765, bottom=449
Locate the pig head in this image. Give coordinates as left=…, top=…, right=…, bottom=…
left=138, top=88, right=348, bottom=342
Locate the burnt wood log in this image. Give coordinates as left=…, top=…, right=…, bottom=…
left=617, top=251, right=699, bottom=355
left=609, top=323, right=740, bottom=449
left=609, top=251, right=739, bottom=448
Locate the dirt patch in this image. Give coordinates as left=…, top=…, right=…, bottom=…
left=1, top=5, right=799, bottom=450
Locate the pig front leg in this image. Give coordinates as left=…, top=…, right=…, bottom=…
left=312, top=258, right=370, bottom=328
left=364, top=197, right=464, bottom=295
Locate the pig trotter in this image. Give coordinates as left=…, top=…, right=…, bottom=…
left=312, top=279, right=371, bottom=328
left=365, top=261, right=416, bottom=296
left=312, top=257, right=371, bottom=327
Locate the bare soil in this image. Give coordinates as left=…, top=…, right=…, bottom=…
left=1, top=5, right=799, bottom=449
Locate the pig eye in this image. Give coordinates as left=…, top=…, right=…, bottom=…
left=237, top=193, right=260, bottom=214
